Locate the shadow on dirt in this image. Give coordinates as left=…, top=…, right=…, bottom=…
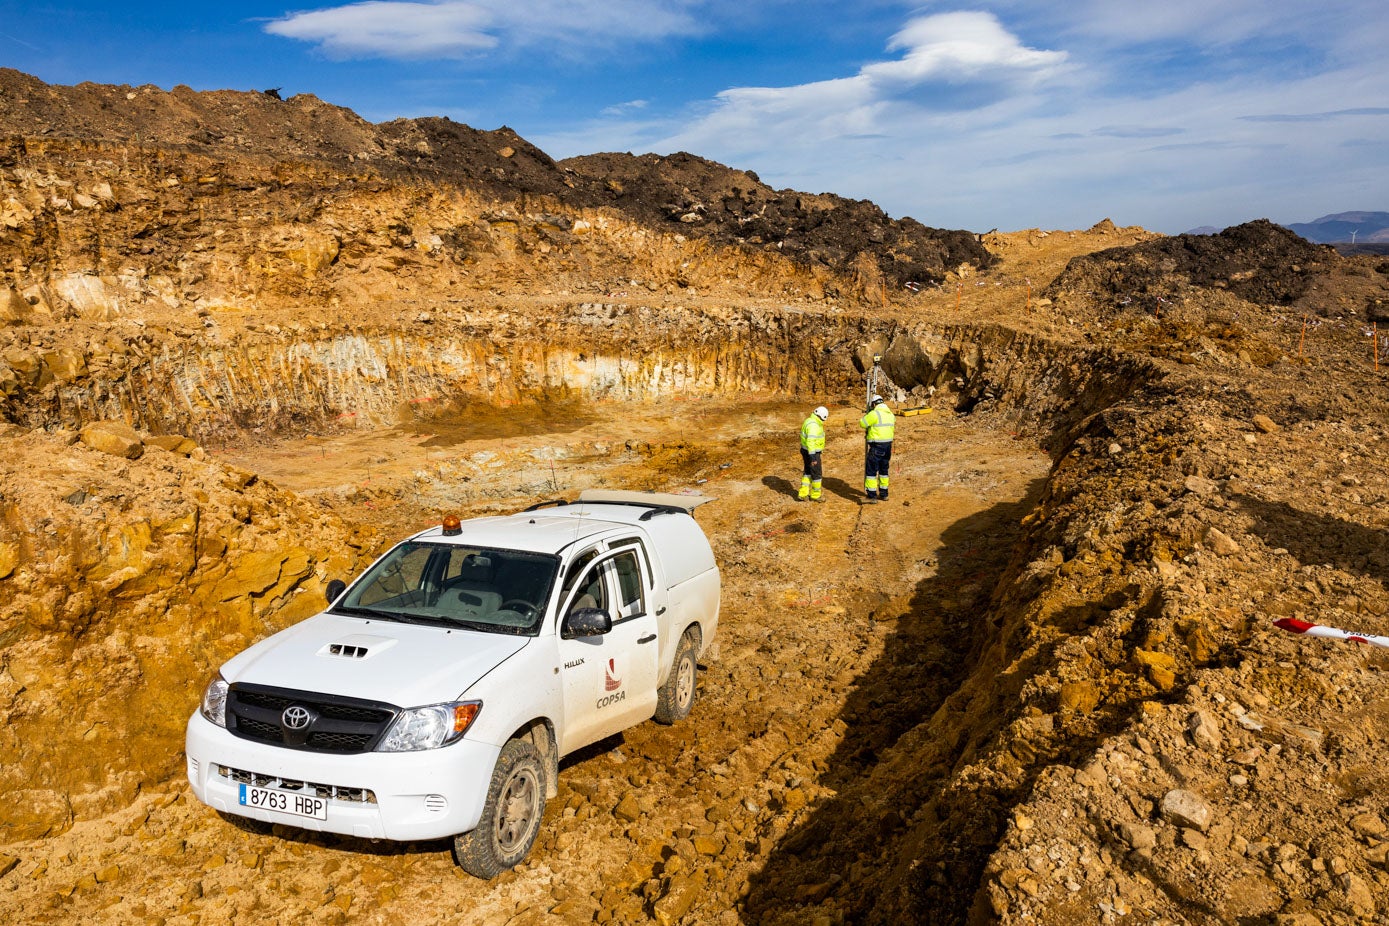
left=740, top=475, right=1175, bottom=924
left=760, top=475, right=863, bottom=504
left=214, top=810, right=454, bottom=861
left=761, top=475, right=799, bottom=500
left=820, top=476, right=865, bottom=503
left=740, top=486, right=1040, bottom=923
left=1232, top=493, right=1389, bottom=584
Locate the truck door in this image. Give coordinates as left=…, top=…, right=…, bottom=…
left=608, top=536, right=671, bottom=665
left=556, top=548, right=659, bottom=753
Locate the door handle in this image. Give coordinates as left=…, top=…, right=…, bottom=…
left=655, top=606, right=667, bottom=616
left=638, top=634, right=657, bottom=644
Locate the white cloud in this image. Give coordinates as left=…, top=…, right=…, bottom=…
left=265, top=2, right=496, bottom=59
left=264, top=0, right=700, bottom=60
left=600, top=100, right=650, bottom=117
left=648, top=12, right=1066, bottom=155
left=533, top=5, right=1387, bottom=234
left=871, top=12, right=1067, bottom=86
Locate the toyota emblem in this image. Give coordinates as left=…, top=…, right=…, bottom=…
left=282, top=705, right=312, bottom=730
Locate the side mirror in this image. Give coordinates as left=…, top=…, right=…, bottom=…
left=326, top=579, right=347, bottom=604
left=562, top=607, right=612, bottom=639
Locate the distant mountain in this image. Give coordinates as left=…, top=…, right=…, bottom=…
left=1285, top=211, right=1389, bottom=244
left=1184, top=226, right=1222, bottom=236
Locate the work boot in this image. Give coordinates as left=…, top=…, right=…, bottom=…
left=865, top=492, right=879, bottom=503
left=879, top=490, right=889, bottom=500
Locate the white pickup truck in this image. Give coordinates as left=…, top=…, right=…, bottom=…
left=185, top=489, right=720, bottom=877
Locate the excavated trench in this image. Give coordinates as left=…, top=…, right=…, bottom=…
left=1, top=303, right=1162, bottom=924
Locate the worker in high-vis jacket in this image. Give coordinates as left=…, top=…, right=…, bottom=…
left=859, top=394, right=895, bottom=502
left=798, top=405, right=829, bottom=501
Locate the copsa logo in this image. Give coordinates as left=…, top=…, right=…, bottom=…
left=597, top=658, right=626, bottom=709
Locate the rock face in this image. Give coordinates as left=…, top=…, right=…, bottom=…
left=0, top=427, right=373, bottom=841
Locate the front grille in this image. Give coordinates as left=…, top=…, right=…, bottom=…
left=309, top=731, right=374, bottom=752
left=227, top=683, right=397, bottom=754
left=215, top=764, right=378, bottom=804
left=238, top=716, right=282, bottom=740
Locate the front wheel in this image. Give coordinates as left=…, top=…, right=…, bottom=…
left=453, top=738, right=547, bottom=878
left=653, top=630, right=699, bottom=724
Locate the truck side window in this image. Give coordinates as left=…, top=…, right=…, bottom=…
left=611, top=551, right=645, bottom=621
left=561, top=548, right=599, bottom=595
left=569, top=563, right=607, bottom=615
left=608, top=537, right=653, bottom=587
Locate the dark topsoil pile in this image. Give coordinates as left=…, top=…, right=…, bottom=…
left=1049, top=221, right=1332, bottom=306
left=0, top=68, right=991, bottom=288
left=1048, top=219, right=1389, bottom=321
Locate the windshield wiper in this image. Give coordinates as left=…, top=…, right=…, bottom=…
left=444, top=618, right=498, bottom=633
left=333, top=605, right=431, bottom=625
left=331, top=605, right=389, bottom=619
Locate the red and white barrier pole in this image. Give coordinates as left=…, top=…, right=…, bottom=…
left=1273, top=617, right=1389, bottom=648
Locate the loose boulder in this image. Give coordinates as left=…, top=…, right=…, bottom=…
left=79, top=420, right=145, bottom=459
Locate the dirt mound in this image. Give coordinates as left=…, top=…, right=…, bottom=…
left=562, top=150, right=994, bottom=287
left=1046, top=219, right=1336, bottom=312
left=0, top=68, right=991, bottom=290
left=0, top=67, right=382, bottom=165
left=1034, top=221, right=1389, bottom=374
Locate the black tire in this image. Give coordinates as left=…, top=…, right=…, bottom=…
left=653, top=630, right=699, bottom=724
left=453, top=738, right=547, bottom=878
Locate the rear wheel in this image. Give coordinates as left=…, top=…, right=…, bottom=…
left=453, top=738, right=546, bottom=878
left=653, top=630, right=699, bottom=724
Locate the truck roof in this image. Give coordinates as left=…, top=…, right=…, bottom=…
left=408, top=491, right=715, bottom=558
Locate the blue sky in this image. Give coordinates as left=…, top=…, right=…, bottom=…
left=2, top=1, right=1385, bottom=234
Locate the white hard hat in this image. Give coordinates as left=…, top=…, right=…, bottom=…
left=870, top=394, right=883, bottom=405
left=814, top=406, right=828, bottom=420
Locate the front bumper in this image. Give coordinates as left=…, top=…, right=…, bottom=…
left=185, top=712, right=500, bottom=841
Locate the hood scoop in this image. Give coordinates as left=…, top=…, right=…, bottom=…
left=318, top=634, right=399, bottom=660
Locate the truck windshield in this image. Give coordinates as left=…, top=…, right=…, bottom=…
left=334, top=541, right=559, bottom=635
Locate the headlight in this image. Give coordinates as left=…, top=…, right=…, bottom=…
left=200, top=675, right=229, bottom=727
left=377, top=701, right=481, bottom=752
